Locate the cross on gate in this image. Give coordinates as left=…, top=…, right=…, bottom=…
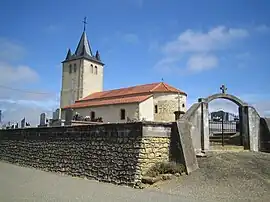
left=220, top=84, right=227, bottom=94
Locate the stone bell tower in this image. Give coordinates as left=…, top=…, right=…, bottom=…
left=60, top=17, right=104, bottom=112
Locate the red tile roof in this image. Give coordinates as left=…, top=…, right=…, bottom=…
left=62, top=82, right=187, bottom=109
left=63, top=94, right=151, bottom=109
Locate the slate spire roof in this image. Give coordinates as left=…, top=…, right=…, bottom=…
left=75, top=31, right=93, bottom=57
left=63, top=31, right=104, bottom=65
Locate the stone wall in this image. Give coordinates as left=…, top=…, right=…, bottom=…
left=0, top=122, right=175, bottom=187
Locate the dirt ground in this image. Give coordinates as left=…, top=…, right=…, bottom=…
left=147, top=151, right=270, bottom=202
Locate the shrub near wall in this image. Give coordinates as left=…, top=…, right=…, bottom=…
left=0, top=122, right=174, bottom=187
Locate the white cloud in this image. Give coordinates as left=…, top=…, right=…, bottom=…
left=155, top=26, right=249, bottom=74
left=0, top=38, right=58, bottom=126
left=187, top=54, right=218, bottom=72
left=0, top=62, right=39, bottom=85
left=163, top=26, right=248, bottom=54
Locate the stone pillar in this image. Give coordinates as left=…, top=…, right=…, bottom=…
left=200, top=102, right=209, bottom=152
left=239, top=106, right=249, bottom=150
left=248, top=106, right=260, bottom=151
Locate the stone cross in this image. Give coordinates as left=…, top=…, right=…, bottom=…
left=220, top=84, right=227, bottom=94
left=83, top=17, right=87, bottom=32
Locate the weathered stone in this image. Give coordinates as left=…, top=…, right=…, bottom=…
left=0, top=122, right=181, bottom=187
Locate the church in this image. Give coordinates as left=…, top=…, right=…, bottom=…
left=60, top=26, right=187, bottom=123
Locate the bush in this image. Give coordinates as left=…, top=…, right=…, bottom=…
left=145, top=161, right=185, bottom=177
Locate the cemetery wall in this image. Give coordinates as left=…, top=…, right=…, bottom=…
left=0, top=122, right=178, bottom=187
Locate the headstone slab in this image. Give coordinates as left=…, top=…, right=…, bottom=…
left=21, top=118, right=26, bottom=128
left=40, top=113, right=46, bottom=126
left=65, top=109, right=73, bottom=125
left=176, top=120, right=199, bottom=174
left=53, top=108, right=60, bottom=120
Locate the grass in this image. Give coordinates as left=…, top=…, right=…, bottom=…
left=145, top=161, right=185, bottom=177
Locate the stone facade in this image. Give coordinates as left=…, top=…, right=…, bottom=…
left=0, top=122, right=177, bottom=187
left=153, top=93, right=187, bottom=122
left=154, top=100, right=178, bottom=122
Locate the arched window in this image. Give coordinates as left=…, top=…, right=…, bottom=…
left=69, top=64, right=72, bottom=74
left=91, top=64, right=93, bottom=73
left=95, top=66, right=98, bottom=74
left=74, top=64, right=77, bottom=73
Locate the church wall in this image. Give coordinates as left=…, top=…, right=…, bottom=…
left=82, top=60, right=103, bottom=98
left=153, top=93, right=187, bottom=122
left=0, top=122, right=177, bottom=188
left=73, top=103, right=139, bottom=123
left=139, top=97, right=154, bottom=121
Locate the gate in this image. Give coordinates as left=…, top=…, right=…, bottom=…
left=209, top=119, right=241, bottom=146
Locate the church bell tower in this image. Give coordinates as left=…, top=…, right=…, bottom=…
left=60, top=17, right=104, bottom=111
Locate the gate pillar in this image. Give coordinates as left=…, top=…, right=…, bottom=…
left=200, top=100, right=210, bottom=152
left=239, top=106, right=249, bottom=149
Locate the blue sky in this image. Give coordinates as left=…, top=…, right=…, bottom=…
left=0, top=0, right=270, bottom=125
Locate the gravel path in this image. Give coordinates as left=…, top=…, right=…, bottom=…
left=148, top=151, right=270, bottom=202
left=0, top=161, right=200, bottom=202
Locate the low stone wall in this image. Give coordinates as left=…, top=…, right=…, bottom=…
left=0, top=122, right=175, bottom=187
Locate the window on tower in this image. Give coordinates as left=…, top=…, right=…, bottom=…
left=95, top=66, right=98, bottom=74
left=69, top=64, right=72, bottom=74
left=91, top=64, right=93, bottom=73
left=74, top=64, right=77, bottom=73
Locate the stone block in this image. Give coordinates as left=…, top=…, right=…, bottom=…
left=174, top=120, right=199, bottom=174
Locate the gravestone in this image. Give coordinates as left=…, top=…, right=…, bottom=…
left=65, top=109, right=73, bottom=125
left=21, top=118, right=25, bottom=128
left=53, top=108, right=60, bottom=120
left=40, top=113, right=47, bottom=126
left=175, top=120, right=199, bottom=174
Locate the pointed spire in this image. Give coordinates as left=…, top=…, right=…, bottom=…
left=65, top=49, right=72, bottom=60
left=75, top=31, right=93, bottom=57
left=95, top=50, right=101, bottom=61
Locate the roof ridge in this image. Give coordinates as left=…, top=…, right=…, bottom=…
left=162, top=82, right=171, bottom=91
left=150, top=82, right=163, bottom=92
